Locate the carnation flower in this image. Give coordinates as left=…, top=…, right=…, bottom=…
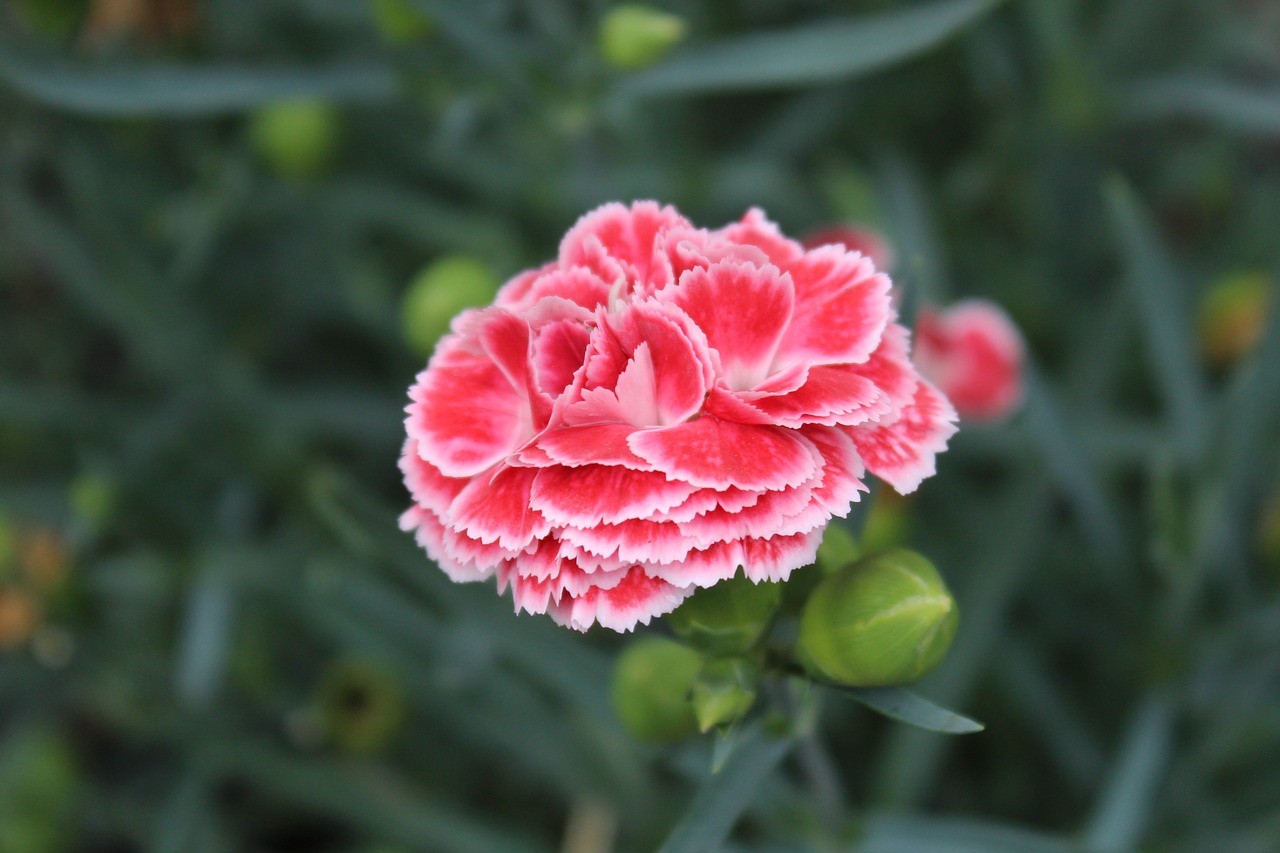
left=913, top=300, right=1025, bottom=422
left=400, top=202, right=957, bottom=632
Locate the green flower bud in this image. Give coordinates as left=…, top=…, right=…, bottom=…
left=599, top=5, right=687, bottom=70
left=372, top=0, right=433, bottom=44
left=666, top=574, right=780, bottom=655
left=610, top=637, right=701, bottom=742
left=401, top=256, right=499, bottom=356
left=690, top=657, right=758, bottom=733
left=248, top=99, right=340, bottom=181
left=797, top=548, right=957, bottom=687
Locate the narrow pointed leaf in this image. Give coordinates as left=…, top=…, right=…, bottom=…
left=656, top=723, right=794, bottom=853
left=1122, top=75, right=1280, bottom=136
left=839, top=686, right=984, bottom=734
left=623, top=0, right=1005, bottom=95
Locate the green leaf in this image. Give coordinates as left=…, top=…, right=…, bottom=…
left=860, top=814, right=1075, bottom=853
left=622, top=0, right=1005, bottom=95
left=656, top=722, right=794, bottom=853
left=0, top=48, right=396, bottom=117
left=1121, top=75, right=1280, bottom=136
left=838, top=686, right=984, bottom=735
left=1104, top=178, right=1210, bottom=462
left=1081, top=693, right=1175, bottom=853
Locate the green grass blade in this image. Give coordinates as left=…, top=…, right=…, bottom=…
left=1121, top=75, right=1280, bottom=136
left=838, top=687, right=985, bottom=734
left=861, top=814, right=1076, bottom=853
left=1081, top=693, right=1175, bottom=853
left=0, top=48, right=396, bottom=116
left=656, top=723, right=794, bottom=853
left=623, top=0, right=1005, bottom=95
left=1104, top=178, right=1210, bottom=462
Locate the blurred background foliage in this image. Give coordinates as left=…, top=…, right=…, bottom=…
left=1, top=0, right=1279, bottom=850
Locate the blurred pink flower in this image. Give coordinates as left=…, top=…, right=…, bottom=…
left=802, top=224, right=895, bottom=273
left=913, top=300, right=1025, bottom=422
left=400, top=202, right=957, bottom=632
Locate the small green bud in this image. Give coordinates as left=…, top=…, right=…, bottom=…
left=667, top=574, right=780, bottom=655
left=401, top=256, right=499, bottom=356
left=611, top=637, right=701, bottom=742
left=690, top=657, right=758, bottom=733
left=372, top=0, right=433, bottom=44
left=797, top=548, right=957, bottom=687
left=599, top=5, right=686, bottom=70
left=248, top=99, right=340, bottom=180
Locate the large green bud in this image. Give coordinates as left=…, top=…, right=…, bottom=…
left=610, top=637, right=701, bottom=742
left=666, top=574, right=780, bottom=656
left=797, top=548, right=957, bottom=687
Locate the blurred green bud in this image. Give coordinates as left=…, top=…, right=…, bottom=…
left=666, top=574, right=780, bottom=655
left=0, top=726, right=78, bottom=853
left=69, top=472, right=114, bottom=528
left=372, top=0, right=432, bottom=44
left=1199, top=271, right=1270, bottom=369
left=599, top=5, right=686, bottom=70
left=248, top=99, right=340, bottom=180
left=797, top=548, right=957, bottom=687
left=610, top=637, right=701, bottom=742
left=401, top=256, right=499, bottom=356
left=316, top=659, right=406, bottom=754
left=690, top=657, right=758, bottom=733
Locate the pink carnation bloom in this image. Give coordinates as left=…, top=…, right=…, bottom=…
left=802, top=224, right=895, bottom=274
left=400, top=202, right=957, bottom=632
left=913, top=300, right=1025, bottom=422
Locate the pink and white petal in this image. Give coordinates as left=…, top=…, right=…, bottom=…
left=666, top=261, right=795, bottom=391
left=531, top=313, right=593, bottom=400
left=401, top=506, right=494, bottom=583
left=848, top=379, right=958, bottom=494
left=524, top=267, right=615, bottom=312
left=533, top=423, right=652, bottom=469
left=653, top=485, right=761, bottom=524
left=802, top=224, right=896, bottom=273
left=643, top=539, right=744, bottom=588
left=559, top=517, right=695, bottom=565
left=408, top=347, right=528, bottom=478
left=679, top=475, right=819, bottom=547
left=560, top=201, right=691, bottom=285
left=740, top=529, right=825, bottom=583
left=530, top=465, right=697, bottom=527
left=628, top=417, right=820, bottom=491
left=801, top=425, right=868, bottom=516
left=400, top=437, right=469, bottom=516
left=777, top=246, right=892, bottom=368
left=851, top=322, right=919, bottom=415
left=447, top=465, right=551, bottom=550
left=494, top=261, right=556, bottom=310
left=715, top=208, right=805, bottom=268
left=510, top=572, right=556, bottom=616
left=703, top=386, right=776, bottom=426
left=553, top=561, right=631, bottom=597
left=746, top=364, right=890, bottom=428
left=549, top=566, right=691, bottom=632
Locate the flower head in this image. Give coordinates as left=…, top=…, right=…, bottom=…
left=913, top=299, right=1025, bottom=423
left=400, top=202, right=957, bottom=632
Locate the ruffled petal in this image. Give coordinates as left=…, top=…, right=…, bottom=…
left=448, top=465, right=551, bottom=550
left=530, top=464, right=697, bottom=527
left=552, top=567, right=692, bottom=632
left=628, top=417, right=819, bottom=491
left=665, top=260, right=795, bottom=391
left=777, top=245, right=892, bottom=368
left=848, top=379, right=958, bottom=494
